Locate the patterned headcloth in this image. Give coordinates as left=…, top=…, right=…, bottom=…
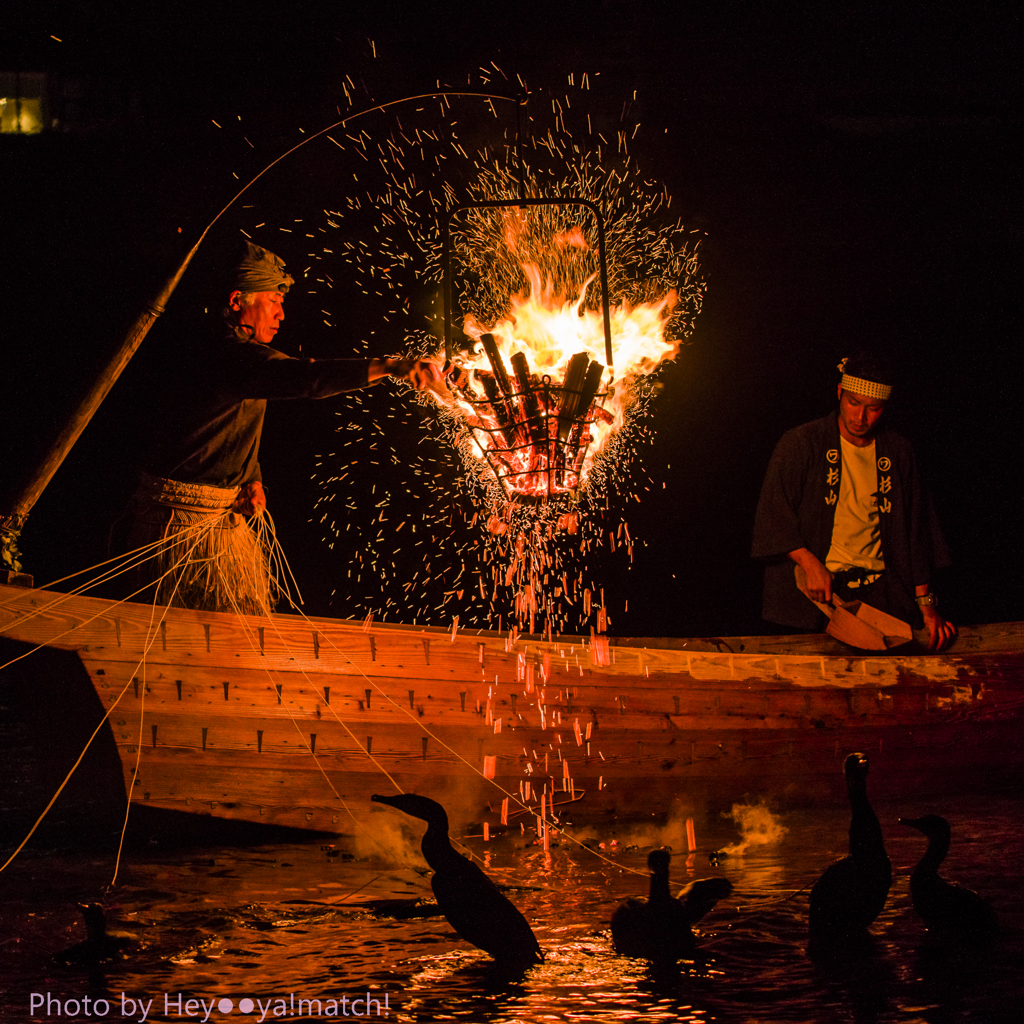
left=231, top=242, right=295, bottom=295
left=837, top=357, right=892, bottom=401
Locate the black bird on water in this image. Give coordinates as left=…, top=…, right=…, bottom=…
left=611, top=848, right=732, bottom=963
left=810, top=752, right=892, bottom=937
left=901, top=814, right=998, bottom=934
left=371, top=793, right=543, bottom=966
left=55, top=904, right=139, bottom=964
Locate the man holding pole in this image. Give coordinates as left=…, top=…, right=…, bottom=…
left=125, top=242, right=440, bottom=614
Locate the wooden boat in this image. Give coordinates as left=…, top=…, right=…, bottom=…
left=5, top=185, right=1022, bottom=843
left=3, top=581, right=1022, bottom=835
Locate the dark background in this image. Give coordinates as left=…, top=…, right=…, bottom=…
left=2, top=1, right=1020, bottom=636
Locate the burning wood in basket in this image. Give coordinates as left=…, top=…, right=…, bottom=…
left=446, top=333, right=609, bottom=500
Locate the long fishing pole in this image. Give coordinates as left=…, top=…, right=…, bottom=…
left=0, top=90, right=522, bottom=573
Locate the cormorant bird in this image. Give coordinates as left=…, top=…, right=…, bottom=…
left=55, top=904, right=138, bottom=964
left=371, top=793, right=543, bottom=966
left=809, top=752, right=892, bottom=936
left=611, top=848, right=732, bottom=962
left=900, top=814, right=998, bottom=934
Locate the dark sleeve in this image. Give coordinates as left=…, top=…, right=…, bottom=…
left=227, top=344, right=371, bottom=400
left=904, top=446, right=952, bottom=585
left=751, top=430, right=812, bottom=559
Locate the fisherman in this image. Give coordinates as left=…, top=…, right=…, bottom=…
left=124, top=242, right=440, bottom=614
left=751, top=351, right=956, bottom=650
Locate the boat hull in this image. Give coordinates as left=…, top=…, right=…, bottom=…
left=2, top=584, right=1023, bottom=834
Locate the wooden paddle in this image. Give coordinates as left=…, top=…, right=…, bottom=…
left=794, top=565, right=912, bottom=650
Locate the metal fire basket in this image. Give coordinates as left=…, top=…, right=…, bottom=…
left=442, top=198, right=616, bottom=502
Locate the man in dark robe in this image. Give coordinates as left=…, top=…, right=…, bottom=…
left=125, top=242, right=441, bottom=613
left=752, top=352, right=955, bottom=650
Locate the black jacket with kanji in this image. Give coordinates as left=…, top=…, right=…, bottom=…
left=751, top=410, right=950, bottom=629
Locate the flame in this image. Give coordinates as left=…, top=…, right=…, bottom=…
left=431, top=223, right=681, bottom=501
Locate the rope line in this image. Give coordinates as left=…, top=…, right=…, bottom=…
left=215, top=539, right=402, bottom=859
left=0, top=533, right=174, bottom=615
left=0, top=525, right=217, bottom=875
left=193, top=92, right=522, bottom=253
left=109, top=527, right=214, bottom=887
left=268, top=537, right=648, bottom=878
left=0, top=531, right=199, bottom=636
left=0, top=525, right=218, bottom=672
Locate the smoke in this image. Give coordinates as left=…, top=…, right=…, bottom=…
left=720, top=801, right=787, bottom=856
left=356, top=778, right=496, bottom=866
left=354, top=808, right=429, bottom=867
left=562, top=804, right=698, bottom=854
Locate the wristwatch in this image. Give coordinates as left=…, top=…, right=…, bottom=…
left=915, top=593, right=938, bottom=609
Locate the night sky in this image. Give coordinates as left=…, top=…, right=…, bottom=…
left=2, top=2, right=1020, bottom=637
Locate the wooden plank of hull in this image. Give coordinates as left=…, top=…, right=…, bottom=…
left=87, top=654, right=1024, bottom=832
left=621, top=622, right=1024, bottom=657
left=3, top=585, right=1019, bottom=684
left=115, top=757, right=485, bottom=833
left=115, top=714, right=1024, bottom=833
left=80, top=644, right=1020, bottom=729
left=76, top=641, right=992, bottom=699
left=4, top=584, right=1024, bottom=832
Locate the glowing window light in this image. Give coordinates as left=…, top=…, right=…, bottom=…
left=0, top=73, right=46, bottom=134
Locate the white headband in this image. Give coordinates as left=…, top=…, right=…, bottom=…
left=837, top=358, right=892, bottom=400
left=840, top=373, right=892, bottom=400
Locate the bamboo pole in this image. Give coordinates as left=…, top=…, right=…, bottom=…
left=0, top=90, right=522, bottom=576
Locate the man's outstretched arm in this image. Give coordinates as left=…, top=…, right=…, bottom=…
left=368, top=358, right=444, bottom=390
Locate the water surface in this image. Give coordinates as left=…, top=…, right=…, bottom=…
left=2, top=792, right=1020, bottom=1023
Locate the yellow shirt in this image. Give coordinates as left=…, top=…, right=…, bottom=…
left=826, top=437, right=885, bottom=573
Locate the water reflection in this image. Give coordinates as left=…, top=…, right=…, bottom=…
left=809, top=933, right=897, bottom=1023
left=1, top=793, right=1020, bottom=1023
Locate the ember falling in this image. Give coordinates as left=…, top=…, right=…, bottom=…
left=425, top=201, right=693, bottom=636
left=297, top=82, right=703, bottom=636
